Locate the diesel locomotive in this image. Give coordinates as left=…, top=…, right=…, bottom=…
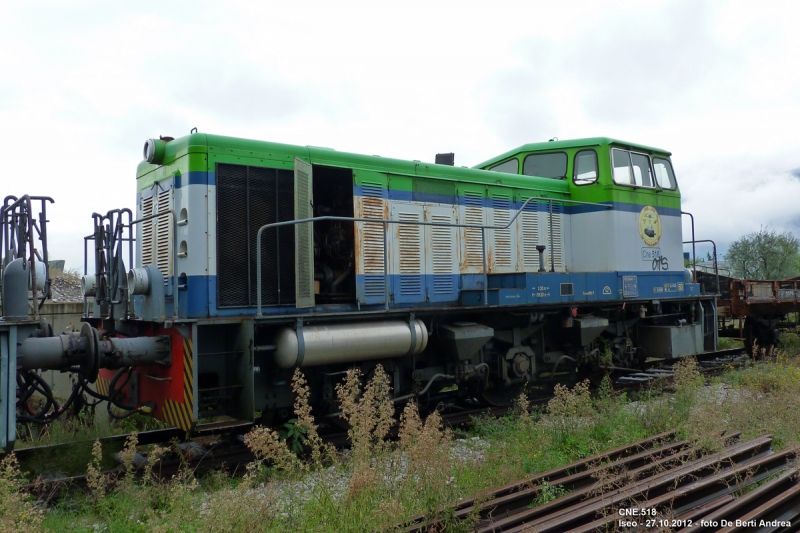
left=0, top=132, right=717, bottom=449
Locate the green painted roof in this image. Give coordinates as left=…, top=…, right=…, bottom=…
left=473, top=137, right=672, bottom=170
left=137, top=133, right=573, bottom=194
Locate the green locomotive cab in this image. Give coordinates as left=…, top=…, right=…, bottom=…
left=476, top=137, right=679, bottom=199
left=476, top=138, right=683, bottom=275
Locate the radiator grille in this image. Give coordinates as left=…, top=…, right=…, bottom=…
left=217, top=163, right=295, bottom=307
left=413, top=178, right=456, bottom=203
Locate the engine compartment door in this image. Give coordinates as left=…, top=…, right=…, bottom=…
left=294, top=157, right=315, bottom=308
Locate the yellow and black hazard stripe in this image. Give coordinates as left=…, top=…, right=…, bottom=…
left=95, top=376, right=110, bottom=397
left=162, top=338, right=195, bottom=432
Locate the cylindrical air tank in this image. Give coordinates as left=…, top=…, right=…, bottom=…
left=273, top=319, right=428, bottom=368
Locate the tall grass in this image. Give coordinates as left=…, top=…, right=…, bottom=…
left=0, top=351, right=797, bottom=532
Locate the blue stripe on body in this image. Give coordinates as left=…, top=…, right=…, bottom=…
left=353, top=186, right=680, bottom=217
left=173, top=172, right=212, bottom=187
left=176, top=271, right=698, bottom=318
left=140, top=172, right=210, bottom=198
left=570, top=202, right=681, bottom=217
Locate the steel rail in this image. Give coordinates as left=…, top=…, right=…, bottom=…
left=484, top=436, right=779, bottom=533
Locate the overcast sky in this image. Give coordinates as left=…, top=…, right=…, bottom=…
left=1, top=0, right=798, bottom=272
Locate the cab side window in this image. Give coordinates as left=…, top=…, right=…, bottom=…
left=612, top=148, right=655, bottom=188
left=523, top=152, right=567, bottom=179
left=630, top=153, right=653, bottom=187
left=573, top=150, right=598, bottom=185
left=653, top=157, right=677, bottom=189
left=612, top=149, right=634, bottom=185
left=489, top=159, right=519, bottom=174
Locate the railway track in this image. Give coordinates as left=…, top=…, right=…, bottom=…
left=612, top=347, right=747, bottom=387
left=15, top=348, right=750, bottom=503
left=403, top=432, right=799, bottom=532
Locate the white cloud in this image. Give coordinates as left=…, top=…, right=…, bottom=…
left=1, top=0, right=798, bottom=271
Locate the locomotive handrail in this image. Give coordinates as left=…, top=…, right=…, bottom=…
left=83, top=210, right=171, bottom=321
left=683, top=238, right=721, bottom=295
left=681, top=211, right=696, bottom=283
left=256, top=197, right=611, bottom=316
left=0, top=194, right=55, bottom=320
left=81, top=210, right=176, bottom=321
left=90, top=209, right=134, bottom=318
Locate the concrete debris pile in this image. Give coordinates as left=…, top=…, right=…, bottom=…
left=49, top=273, right=84, bottom=302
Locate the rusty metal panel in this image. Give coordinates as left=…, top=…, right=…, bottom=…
left=426, top=204, right=458, bottom=301
left=488, top=191, right=515, bottom=273
left=518, top=195, right=541, bottom=272
left=391, top=203, right=423, bottom=302
left=354, top=175, right=388, bottom=304
left=748, top=282, right=774, bottom=299
left=458, top=186, right=485, bottom=273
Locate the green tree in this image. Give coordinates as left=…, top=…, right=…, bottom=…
left=723, top=227, right=800, bottom=280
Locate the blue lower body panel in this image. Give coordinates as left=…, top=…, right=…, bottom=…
left=461, top=271, right=698, bottom=306
left=174, top=272, right=701, bottom=318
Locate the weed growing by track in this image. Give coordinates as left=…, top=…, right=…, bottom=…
left=2, top=343, right=799, bottom=532
left=0, top=453, right=43, bottom=530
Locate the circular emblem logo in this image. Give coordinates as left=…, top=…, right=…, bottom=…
left=638, top=206, right=662, bottom=246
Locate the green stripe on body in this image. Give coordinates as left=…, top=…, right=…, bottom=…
left=133, top=133, right=681, bottom=209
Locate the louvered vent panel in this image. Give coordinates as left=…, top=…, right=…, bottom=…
left=397, top=212, right=421, bottom=274
left=491, top=195, right=512, bottom=269
left=400, top=276, right=422, bottom=296
left=156, top=190, right=172, bottom=283
left=520, top=200, right=540, bottom=270
left=141, top=196, right=154, bottom=267
left=462, top=191, right=484, bottom=268
left=359, top=182, right=386, bottom=298
left=546, top=204, right=564, bottom=271
left=429, top=212, right=454, bottom=294
left=397, top=211, right=422, bottom=296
